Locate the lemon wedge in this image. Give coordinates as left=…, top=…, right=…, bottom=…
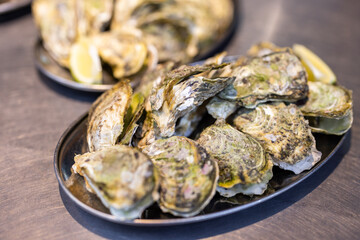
left=293, top=44, right=336, bottom=84
left=70, top=38, right=102, bottom=84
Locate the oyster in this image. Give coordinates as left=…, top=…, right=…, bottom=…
left=142, top=136, right=218, bottom=217
left=174, top=105, right=207, bottom=137
left=197, top=121, right=273, bottom=197
left=149, top=64, right=234, bottom=137
left=87, top=81, right=132, bottom=152
left=233, top=102, right=322, bottom=174
left=206, top=96, right=238, bottom=120
left=218, top=51, right=309, bottom=108
left=91, top=32, right=150, bottom=79
left=33, top=0, right=113, bottom=67
left=32, top=0, right=77, bottom=67
left=72, top=145, right=158, bottom=220
left=247, top=41, right=288, bottom=57
left=300, top=81, right=353, bottom=135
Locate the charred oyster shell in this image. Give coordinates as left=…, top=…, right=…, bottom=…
left=72, top=145, right=158, bottom=220
left=87, top=81, right=132, bottom=152
left=142, top=136, right=218, bottom=217
left=197, top=121, right=273, bottom=197
left=218, top=51, right=308, bottom=108
left=300, top=81, right=353, bottom=135
left=233, top=102, right=322, bottom=174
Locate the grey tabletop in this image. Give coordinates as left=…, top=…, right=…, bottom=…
left=1, top=0, right=359, bottom=239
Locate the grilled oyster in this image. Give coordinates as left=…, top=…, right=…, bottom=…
left=72, top=145, right=158, bottom=220
left=218, top=51, right=309, bottom=108
left=197, top=121, right=273, bottom=197
left=87, top=81, right=132, bottom=152
left=299, top=81, right=353, bottom=135
left=149, top=64, right=234, bottom=137
left=143, top=136, right=218, bottom=217
left=91, top=31, right=150, bottom=79
left=233, top=102, right=322, bottom=174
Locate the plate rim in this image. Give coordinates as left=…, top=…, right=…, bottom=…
left=54, top=111, right=347, bottom=226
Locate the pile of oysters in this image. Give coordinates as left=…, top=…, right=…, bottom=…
left=32, top=0, right=234, bottom=83
left=70, top=42, right=353, bottom=220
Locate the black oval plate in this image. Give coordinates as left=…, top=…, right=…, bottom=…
left=54, top=115, right=347, bottom=226
left=35, top=0, right=239, bottom=92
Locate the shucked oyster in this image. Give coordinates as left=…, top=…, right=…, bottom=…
left=143, top=136, right=218, bottom=217
left=72, top=145, right=158, bottom=220
left=32, top=0, right=113, bottom=67
left=32, top=0, right=77, bottom=67
left=300, top=81, right=353, bottom=135
left=233, top=102, right=322, bottom=174
left=87, top=81, right=132, bottom=152
left=91, top=31, right=150, bottom=79
left=149, top=64, right=234, bottom=137
left=197, top=121, right=273, bottom=197
left=218, top=51, right=308, bottom=108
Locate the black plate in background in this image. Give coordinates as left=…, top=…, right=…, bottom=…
left=54, top=115, right=346, bottom=226
left=35, top=0, right=239, bottom=92
left=0, top=0, right=31, bottom=15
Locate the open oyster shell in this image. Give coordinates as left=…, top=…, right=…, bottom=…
left=72, top=145, right=159, bottom=220
left=91, top=32, right=150, bottom=79
left=32, top=0, right=77, bottom=67
left=32, top=0, right=113, bottom=67
left=233, top=102, right=322, bottom=174
left=142, top=136, right=219, bottom=217
left=197, top=121, right=273, bottom=197
left=149, top=64, right=234, bottom=137
left=218, top=51, right=309, bottom=108
left=87, top=81, right=132, bottom=152
left=300, top=81, right=353, bottom=135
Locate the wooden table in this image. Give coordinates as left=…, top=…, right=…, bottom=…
left=1, top=0, right=359, bottom=239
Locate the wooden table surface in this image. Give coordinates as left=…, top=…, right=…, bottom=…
left=1, top=0, right=359, bottom=239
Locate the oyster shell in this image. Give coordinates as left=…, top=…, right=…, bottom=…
left=91, top=32, right=149, bottom=79
left=32, top=0, right=77, bottom=67
left=142, top=136, right=218, bottom=217
left=247, top=41, right=288, bottom=57
left=87, top=81, right=132, bottom=152
left=206, top=96, right=238, bottom=120
left=72, top=145, right=158, bottom=220
left=218, top=51, right=309, bottom=108
left=233, top=102, right=322, bottom=174
left=149, top=64, right=234, bottom=137
left=197, top=121, right=273, bottom=197
left=300, top=81, right=353, bottom=135
left=33, top=0, right=113, bottom=67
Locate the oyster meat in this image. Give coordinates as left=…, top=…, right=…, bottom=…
left=72, top=145, right=158, bottom=220
left=91, top=32, right=150, bottom=79
left=149, top=63, right=234, bottom=137
left=233, top=102, right=322, bottom=174
left=32, top=0, right=77, bottom=67
left=197, top=121, right=273, bottom=197
left=32, top=0, right=113, bottom=67
left=300, top=81, right=353, bottom=135
left=87, top=81, right=132, bottom=152
left=143, top=136, right=218, bottom=217
left=218, top=51, right=309, bottom=108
